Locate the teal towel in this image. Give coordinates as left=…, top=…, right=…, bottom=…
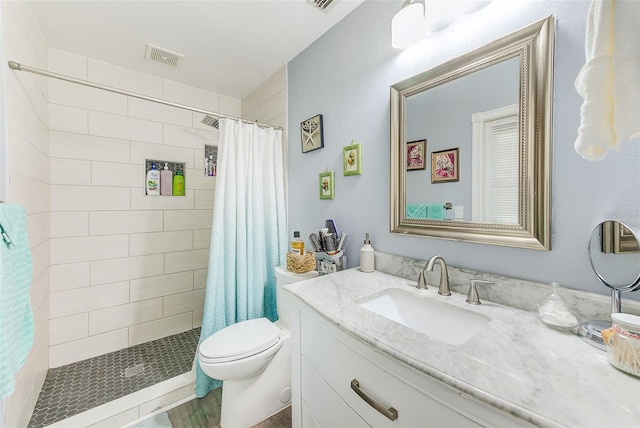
left=407, top=204, right=428, bottom=218
left=0, top=204, right=34, bottom=399
left=426, top=204, right=446, bottom=220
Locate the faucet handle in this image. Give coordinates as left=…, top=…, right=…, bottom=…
left=466, top=279, right=493, bottom=305
left=417, top=269, right=428, bottom=290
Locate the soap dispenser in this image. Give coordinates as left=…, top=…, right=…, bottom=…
left=360, top=233, right=374, bottom=273
left=146, top=162, right=160, bottom=196
left=160, top=162, right=173, bottom=196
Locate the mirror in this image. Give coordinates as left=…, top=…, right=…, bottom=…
left=588, top=221, right=640, bottom=292
left=579, top=220, right=640, bottom=350
left=390, top=17, right=555, bottom=250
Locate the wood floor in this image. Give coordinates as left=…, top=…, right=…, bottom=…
left=166, top=387, right=292, bottom=428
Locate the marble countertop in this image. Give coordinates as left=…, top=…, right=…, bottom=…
left=284, top=268, right=640, bottom=428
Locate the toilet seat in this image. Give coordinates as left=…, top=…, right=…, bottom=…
left=199, top=318, right=281, bottom=363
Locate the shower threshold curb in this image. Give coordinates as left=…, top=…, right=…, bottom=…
left=45, top=368, right=196, bottom=428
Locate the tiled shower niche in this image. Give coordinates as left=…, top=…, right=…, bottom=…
left=204, top=145, right=218, bottom=177
left=144, top=159, right=186, bottom=196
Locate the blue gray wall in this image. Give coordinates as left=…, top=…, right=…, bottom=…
left=287, top=0, right=640, bottom=298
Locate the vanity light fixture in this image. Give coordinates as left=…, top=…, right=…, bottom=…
left=391, top=0, right=425, bottom=49
left=391, top=0, right=492, bottom=49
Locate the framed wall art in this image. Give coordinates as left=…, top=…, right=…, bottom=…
left=343, top=142, right=362, bottom=176
left=319, top=171, right=335, bottom=200
left=431, top=148, right=459, bottom=183
left=300, top=114, right=324, bottom=153
left=406, top=140, right=426, bottom=171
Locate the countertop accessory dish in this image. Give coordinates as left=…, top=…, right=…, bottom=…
left=537, top=282, right=580, bottom=332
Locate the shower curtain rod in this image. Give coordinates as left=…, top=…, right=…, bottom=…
left=7, top=60, right=282, bottom=130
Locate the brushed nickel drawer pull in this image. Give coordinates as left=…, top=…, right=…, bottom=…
left=350, top=379, right=398, bottom=421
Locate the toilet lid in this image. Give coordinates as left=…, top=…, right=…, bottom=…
left=199, top=318, right=281, bottom=361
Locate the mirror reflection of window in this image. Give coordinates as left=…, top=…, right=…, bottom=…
left=471, top=104, right=519, bottom=224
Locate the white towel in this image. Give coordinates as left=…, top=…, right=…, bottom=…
left=575, top=0, right=640, bottom=160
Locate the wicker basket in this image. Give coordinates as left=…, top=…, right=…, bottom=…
left=286, top=251, right=316, bottom=273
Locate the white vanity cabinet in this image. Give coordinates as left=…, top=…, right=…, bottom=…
left=290, top=299, right=531, bottom=428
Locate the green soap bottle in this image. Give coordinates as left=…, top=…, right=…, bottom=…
left=173, top=169, right=185, bottom=196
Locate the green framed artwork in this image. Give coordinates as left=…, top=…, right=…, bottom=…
left=343, top=142, right=362, bottom=176
left=319, top=171, right=335, bottom=200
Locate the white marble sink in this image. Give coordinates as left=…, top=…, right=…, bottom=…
left=357, top=288, right=491, bottom=345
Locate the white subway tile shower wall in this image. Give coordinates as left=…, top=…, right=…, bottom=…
left=47, top=48, right=240, bottom=368
left=3, top=2, right=51, bottom=426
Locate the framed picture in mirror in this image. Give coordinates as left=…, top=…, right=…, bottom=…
left=406, top=140, right=426, bottom=171
left=431, top=148, right=459, bottom=183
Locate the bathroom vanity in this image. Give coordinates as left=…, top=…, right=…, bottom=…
left=285, top=266, right=640, bottom=427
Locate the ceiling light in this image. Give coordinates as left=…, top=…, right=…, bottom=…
left=391, top=0, right=426, bottom=49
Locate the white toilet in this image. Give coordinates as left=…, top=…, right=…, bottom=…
left=198, top=266, right=318, bottom=427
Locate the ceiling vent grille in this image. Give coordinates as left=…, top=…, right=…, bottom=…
left=307, top=0, right=337, bottom=13
left=144, top=44, right=184, bottom=68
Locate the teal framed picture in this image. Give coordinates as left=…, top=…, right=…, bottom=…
left=343, top=142, right=362, bottom=176
left=319, top=171, right=335, bottom=200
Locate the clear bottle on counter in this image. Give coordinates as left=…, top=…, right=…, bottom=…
left=537, top=282, right=580, bottom=331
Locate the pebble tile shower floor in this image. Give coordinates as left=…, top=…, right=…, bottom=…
left=28, top=328, right=201, bottom=428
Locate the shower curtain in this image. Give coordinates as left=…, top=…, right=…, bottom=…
left=195, top=118, right=287, bottom=398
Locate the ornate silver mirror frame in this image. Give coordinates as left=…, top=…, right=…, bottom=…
left=390, top=17, right=555, bottom=250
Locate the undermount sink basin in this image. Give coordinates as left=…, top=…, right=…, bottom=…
left=357, top=288, right=491, bottom=345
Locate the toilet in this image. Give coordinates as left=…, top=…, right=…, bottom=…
left=198, top=266, right=318, bottom=427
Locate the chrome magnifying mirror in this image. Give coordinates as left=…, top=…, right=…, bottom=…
left=578, top=220, right=640, bottom=350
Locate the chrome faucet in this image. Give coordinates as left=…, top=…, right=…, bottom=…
left=424, top=255, right=451, bottom=296
left=416, top=268, right=428, bottom=290
left=466, top=279, right=494, bottom=305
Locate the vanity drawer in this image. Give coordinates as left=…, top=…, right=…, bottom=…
left=301, top=312, right=479, bottom=427
left=301, top=355, right=368, bottom=428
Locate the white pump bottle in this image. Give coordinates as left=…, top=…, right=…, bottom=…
left=360, top=233, right=374, bottom=273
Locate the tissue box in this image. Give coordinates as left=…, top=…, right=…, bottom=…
left=286, top=251, right=316, bottom=273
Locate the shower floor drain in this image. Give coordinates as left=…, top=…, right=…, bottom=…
left=124, top=363, right=145, bottom=378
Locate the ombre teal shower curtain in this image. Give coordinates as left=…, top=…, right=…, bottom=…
left=195, top=118, right=287, bottom=398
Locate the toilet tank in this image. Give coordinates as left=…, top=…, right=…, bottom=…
left=275, top=266, right=318, bottom=328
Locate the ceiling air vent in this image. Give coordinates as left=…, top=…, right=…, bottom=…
left=144, top=44, right=184, bottom=68
left=307, top=0, right=337, bottom=13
